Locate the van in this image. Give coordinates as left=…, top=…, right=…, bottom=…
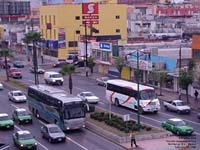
left=44, top=71, right=64, bottom=85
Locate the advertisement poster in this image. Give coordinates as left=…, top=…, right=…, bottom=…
left=58, top=28, right=66, bottom=49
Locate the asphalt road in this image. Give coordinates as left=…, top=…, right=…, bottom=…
left=1, top=57, right=200, bottom=149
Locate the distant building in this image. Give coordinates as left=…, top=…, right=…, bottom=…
left=118, top=0, right=159, bottom=5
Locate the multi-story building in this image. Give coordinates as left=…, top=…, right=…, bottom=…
left=40, top=3, right=127, bottom=59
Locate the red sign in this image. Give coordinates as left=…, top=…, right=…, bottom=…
left=82, top=20, right=99, bottom=25
left=82, top=15, right=99, bottom=19
left=82, top=3, right=99, bottom=14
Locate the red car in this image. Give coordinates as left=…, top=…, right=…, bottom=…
left=8, top=68, right=22, bottom=79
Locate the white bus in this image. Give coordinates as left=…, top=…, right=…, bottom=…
left=106, top=79, right=160, bottom=113
left=28, top=84, right=86, bottom=131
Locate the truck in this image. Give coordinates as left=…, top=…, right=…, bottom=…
left=163, top=100, right=191, bottom=114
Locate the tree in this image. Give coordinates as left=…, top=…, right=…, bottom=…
left=0, top=48, right=10, bottom=81
left=179, top=70, right=193, bottom=103
left=60, top=64, right=76, bottom=94
left=87, top=56, right=95, bottom=74
left=114, top=56, right=126, bottom=77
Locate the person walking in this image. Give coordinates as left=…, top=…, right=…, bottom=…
left=130, top=130, right=138, bottom=149
left=194, top=90, right=198, bottom=101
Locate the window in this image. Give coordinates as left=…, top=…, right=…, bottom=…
left=96, top=51, right=101, bottom=60
left=49, top=15, right=51, bottom=23
left=68, top=41, right=78, bottom=47
left=116, top=29, right=120, bottom=33
left=45, top=15, right=47, bottom=24
left=54, top=29, right=56, bottom=39
left=41, top=15, right=43, bottom=25
left=75, top=16, right=80, bottom=20
left=53, top=15, right=55, bottom=25
left=102, top=51, right=109, bottom=61
left=76, top=30, right=80, bottom=34
left=116, top=15, right=120, bottom=19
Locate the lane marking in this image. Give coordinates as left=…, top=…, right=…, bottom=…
left=66, top=136, right=88, bottom=150
left=11, top=104, right=19, bottom=109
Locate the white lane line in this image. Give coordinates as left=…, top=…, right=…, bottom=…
left=66, top=136, right=88, bottom=150
left=39, top=120, right=45, bottom=125
left=11, top=104, right=19, bottom=109
left=14, top=125, right=48, bottom=150
left=74, top=86, right=85, bottom=91
left=159, top=111, right=200, bottom=126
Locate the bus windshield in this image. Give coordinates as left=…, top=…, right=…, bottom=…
left=64, top=104, right=85, bottom=119
left=140, top=90, right=157, bottom=100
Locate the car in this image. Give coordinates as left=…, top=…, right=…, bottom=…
left=161, top=118, right=194, bottom=136
left=13, top=61, right=24, bottom=68
left=13, top=130, right=37, bottom=150
left=74, top=60, right=85, bottom=67
left=77, top=92, right=99, bottom=103
left=0, top=113, right=14, bottom=130
left=8, top=90, right=27, bottom=103
left=30, top=67, right=45, bottom=74
left=96, top=77, right=110, bottom=86
left=0, top=82, right=3, bottom=90
left=8, top=68, right=22, bottom=79
left=44, top=71, right=64, bottom=85
left=41, top=124, right=66, bottom=143
left=0, top=61, right=11, bottom=69
left=53, top=60, right=69, bottom=68
left=12, top=108, right=32, bottom=124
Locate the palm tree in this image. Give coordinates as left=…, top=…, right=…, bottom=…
left=87, top=56, right=95, bottom=74
left=60, top=64, right=76, bottom=94
left=0, top=48, right=10, bottom=81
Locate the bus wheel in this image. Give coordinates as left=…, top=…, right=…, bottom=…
left=36, top=111, right=40, bottom=118
left=114, top=98, right=119, bottom=106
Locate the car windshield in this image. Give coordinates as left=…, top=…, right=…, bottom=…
left=140, top=90, right=157, bottom=100
left=0, top=116, right=9, bottom=121
left=49, top=126, right=62, bottom=133
left=11, top=68, right=19, bottom=72
left=18, top=133, right=33, bottom=140
left=51, top=74, right=62, bottom=78
left=176, top=101, right=185, bottom=106
left=101, top=77, right=109, bottom=81
left=175, top=120, right=186, bottom=126
left=13, top=92, right=24, bottom=96
left=17, top=111, right=29, bottom=116
left=84, top=92, right=94, bottom=96
left=64, top=104, right=85, bottom=119
left=15, top=61, right=23, bottom=64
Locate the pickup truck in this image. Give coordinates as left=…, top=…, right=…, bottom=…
left=163, top=100, right=191, bottom=114
left=0, top=143, right=10, bottom=150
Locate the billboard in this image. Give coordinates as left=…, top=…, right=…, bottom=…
left=58, top=28, right=66, bottom=49
left=82, top=3, right=98, bottom=14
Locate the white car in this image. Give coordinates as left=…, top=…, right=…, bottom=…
left=8, top=90, right=27, bottom=103
left=77, top=92, right=99, bottom=104
left=0, top=82, right=3, bottom=90
left=96, top=77, right=110, bottom=86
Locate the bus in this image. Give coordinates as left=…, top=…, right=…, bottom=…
left=106, top=79, right=160, bottom=113
left=28, top=84, right=86, bottom=131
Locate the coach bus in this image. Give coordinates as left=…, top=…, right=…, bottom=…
left=106, top=79, right=160, bottom=113
left=28, top=84, right=86, bottom=131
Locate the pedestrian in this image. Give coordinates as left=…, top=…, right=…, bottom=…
left=130, top=130, right=138, bottom=149
left=194, top=90, right=198, bottom=101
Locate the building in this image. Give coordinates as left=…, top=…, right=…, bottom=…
left=40, top=3, right=127, bottom=59
left=192, top=34, right=200, bottom=61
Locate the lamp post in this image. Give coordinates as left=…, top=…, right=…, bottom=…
left=84, top=22, right=88, bottom=77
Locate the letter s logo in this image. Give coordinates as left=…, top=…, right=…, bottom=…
left=87, top=4, right=95, bottom=14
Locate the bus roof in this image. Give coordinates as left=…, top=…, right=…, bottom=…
left=107, top=79, right=154, bottom=91
left=29, top=84, right=83, bottom=104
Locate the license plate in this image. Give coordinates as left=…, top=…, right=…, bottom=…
left=58, top=138, right=62, bottom=141
left=26, top=120, right=29, bottom=123
left=28, top=146, right=32, bottom=149
left=6, top=125, right=10, bottom=128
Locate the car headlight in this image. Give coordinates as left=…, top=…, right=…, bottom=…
left=35, top=143, right=37, bottom=145
left=20, top=144, right=24, bottom=147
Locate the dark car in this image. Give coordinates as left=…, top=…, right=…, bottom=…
left=53, top=60, right=69, bottom=68
left=74, top=60, right=85, bottom=67
left=13, top=61, right=24, bottom=68
left=41, top=124, right=65, bottom=143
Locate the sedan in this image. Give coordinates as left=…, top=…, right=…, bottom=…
left=8, top=90, right=27, bottom=103
left=41, top=124, right=66, bottom=143
left=30, top=67, right=45, bottom=74
left=12, top=108, right=32, bottom=124
left=0, top=113, right=14, bottom=130
left=161, top=118, right=194, bottom=136
left=0, top=82, right=3, bottom=90
left=13, top=61, right=24, bottom=68
left=53, top=60, right=69, bottom=68
left=13, top=130, right=37, bottom=150
left=77, top=92, right=99, bottom=103
left=96, top=77, right=110, bottom=86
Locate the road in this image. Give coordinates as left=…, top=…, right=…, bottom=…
left=1, top=56, right=200, bottom=149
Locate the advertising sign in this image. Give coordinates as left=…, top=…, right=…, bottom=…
left=58, top=28, right=66, bottom=49
left=82, top=3, right=98, bottom=14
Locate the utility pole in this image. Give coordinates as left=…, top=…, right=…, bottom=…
left=33, top=40, right=39, bottom=85
left=179, top=28, right=182, bottom=99
left=136, top=50, right=140, bottom=131
left=84, top=22, right=88, bottom=77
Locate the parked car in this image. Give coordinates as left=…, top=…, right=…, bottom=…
left=12, top=108, right=32, bottom=124
left=0, top=113, right=14, bottom=130
left=0, top=82, right=3, bottom=90
left=8, top=90, right=27, bottom=103
left=30, top=67, right=45, bottom=74
left=77, top=92, right=99, bottom=103
left=0, top=60, right=11, bottom=69
left=74, top=60, right=85, bottom=67
left=53, top=59, right=69, bottom=68
left=8, top=68, right=22, bottom=79
left=13, top=61, right=24, bottom=68
left=41, top=124, right=66, bottom=143
left=163, top=100, right=191, bottom=114
left=161, top=118, right=193, bottom=136
left=13, top=130, right=37, bottom=150
left=96, top=77, right=110, bottom=86
left=44, top=71, right=64, bottom=85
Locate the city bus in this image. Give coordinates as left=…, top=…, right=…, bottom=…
left=27, top=84, right=86, bottom=131
left=106, top=79, right=160, bottom=113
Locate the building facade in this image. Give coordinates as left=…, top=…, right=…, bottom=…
left=40, top=3, right=127, bottom=59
